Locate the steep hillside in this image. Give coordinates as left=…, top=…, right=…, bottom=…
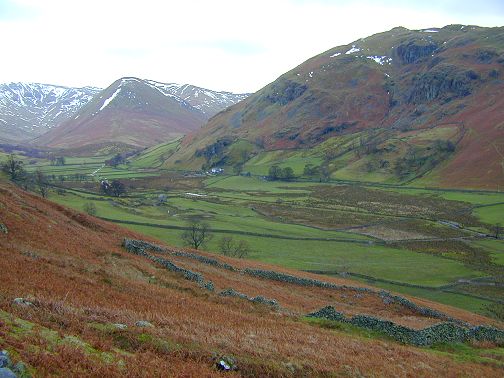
left=0, top=83, right=100, bottom=142
left=1, top=181, right=503, bottom=376
left=165, top=25, right=504, bottom=189
left=34, top=78, right=248, bottom=150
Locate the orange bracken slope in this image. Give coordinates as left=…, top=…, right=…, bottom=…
left=0, top=181, right=503, bottom=377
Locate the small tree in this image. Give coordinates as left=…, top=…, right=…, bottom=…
left=492, top=223, right=502, bottom=239
left=181, top=221, right=212, bottom=250
left=303, top=164, right=320, bottom=177
left=2, top=154, right=25, bottom=181
left=280, top=166, right=295, bottom=180
left=34, top=169, right=49, bottom=198
left=110, top=180, right=126, bottom=197
left=219, top=236, right=250, bottom=258
left=83, top=202, right=97, bottom=216
left=106, top=154, right=125, bottom=168
left=268, top=165, right=281, bottom=180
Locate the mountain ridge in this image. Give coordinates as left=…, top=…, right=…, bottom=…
left=1, top=78, right=249, bottom=149
left=163, top=24, right=504, bottom=189
left=0, top=82, right=100, bottom=142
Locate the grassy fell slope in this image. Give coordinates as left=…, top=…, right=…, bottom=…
left=166, top=25, right=504, bottom=188
left=1, top=181, right=504, bottom=376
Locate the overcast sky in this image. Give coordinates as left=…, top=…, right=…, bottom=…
left=0, top=0, right=502, bottom=93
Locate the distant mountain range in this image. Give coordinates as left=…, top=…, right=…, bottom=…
left=164, top=25, right=504, bottom=189
left=0, top=79, right=248, bottom=148
left=0, top=83, right=100, bottom=142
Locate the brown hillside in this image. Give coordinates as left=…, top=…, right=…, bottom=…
left=0, top=181, right=503, bottom=376
left=166, top=25, right=504, bottom=188
left=34, top=78, right=206, bottom=150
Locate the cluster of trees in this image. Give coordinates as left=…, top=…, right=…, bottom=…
left=180, top=220, right=249, bottom=257
left=394, top=139, right=456, bottom=179
left=49, top=156, right=66, bottom=166
left=219, top=236, right=250, bottom=258
left=100, top=179, right=126, bottom=197
left=303, top=163, right=331, bottom=181
left=196, top=138, right=233, bottom=169
left=1, top=154, right=49, bottom=197
left=268, top=165, right=295, bottom=181
left=105, top=153, right=127, bottom=168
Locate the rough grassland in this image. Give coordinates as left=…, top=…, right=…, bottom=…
left=1, top=181, right=504, bottom=376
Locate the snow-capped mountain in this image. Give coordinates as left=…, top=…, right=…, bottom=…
left=35, top=77, right=249, bottom=149
left=144, top=80, right=249, bottom=117
left=1, top=79, right=248, bottom=147
left=0, top=82, right=100, bottom=142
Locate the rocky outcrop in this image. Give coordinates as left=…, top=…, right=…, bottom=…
left=266, top=81, right=307, bottom=106
left=407, top=66, right=478, bottom=103
left=135, top=320, right=154, bottom=328
left=396, top=42, right=438, bottom=64
left=171, top=250, right=236, bottom=271
left=122, top=238, right=214, bottom=291
left=122, top=238, right=165, bottom=253
left=243, top=268, right=459, bottom=323
left=0, top=350, right=28, bottom=378
left=219, top=288, right=279, bottom=308
left=308, top=306, right=504, bottom=346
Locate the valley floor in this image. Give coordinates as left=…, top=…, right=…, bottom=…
left=33, top=156, right=504, bottom=320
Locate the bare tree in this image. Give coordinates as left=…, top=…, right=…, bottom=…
left=34, top=169, right=49, bottom=198
left=83, top=202, right=97, bottom=216
left=492, top=223, right=502, bottom=239
left=181, top=221, right=212, bottom=250
left=219, top=236, right=250, bottom=258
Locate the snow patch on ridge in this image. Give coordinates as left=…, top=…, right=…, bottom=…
left=345, top=45, right=360, bottom=54
left=99, top=86, right=122, bottom=111
left=366, top=56, right=393, bottom=65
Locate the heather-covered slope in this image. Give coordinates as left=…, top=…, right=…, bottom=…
left=0, top=181, right=503, bottom=376
left=166, top=25, right=504, bottom=189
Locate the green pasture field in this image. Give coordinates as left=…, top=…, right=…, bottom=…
left=129, top=138, right=181, bottom=169
left=113, top=222, right=482, bottom=287
left=359, top=280, right=494, bottom=315
left=16, top=153, right=503, bottom=318
left=472, top=239, right=504, bottom=266
left=244, top=150, right=323, bottom=176
left=474, top=203, right=504, bottom=225
left=49, top=179, right=485, bottom=289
